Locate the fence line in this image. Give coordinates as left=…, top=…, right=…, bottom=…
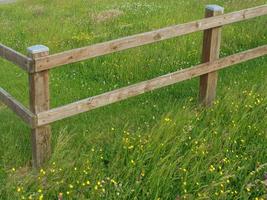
left=0, top=4, right=266, bottom=168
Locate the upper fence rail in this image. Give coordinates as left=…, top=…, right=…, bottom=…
left=32, top=4, right=267, bottom=72
left=0, top=5, right=266, bottom=73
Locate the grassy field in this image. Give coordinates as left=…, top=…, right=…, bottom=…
left=0, top=0, right=267, bottom=199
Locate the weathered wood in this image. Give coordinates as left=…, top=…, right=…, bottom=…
left=0, top=44, right=32, bottom=72
left=199, top=5, right=223, bottom=106
left=33, top=4, right=267, bottom=72
left=36, top=45, right=267, bottom=126
left=0, top=87, right=36, bottom=127
left=28, top=45, right=51, bottom=168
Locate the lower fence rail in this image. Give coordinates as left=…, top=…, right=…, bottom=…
left=0, top=87, right=36, bottom=127
left=36, top=45, right=267, bottom=126
left=0, top=44, right=32, bottom=72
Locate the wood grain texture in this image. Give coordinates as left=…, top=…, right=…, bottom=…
left=33, top=5, right=267, bottom=72
left=36, top=45, right=267, bottom=126
left=0, top=44, right=32, bottom=72
left=0, top=87, right=36, bottom=127
left=199, top=5, right=223, bottom=106
left=28, top=46, right=51, bottom=168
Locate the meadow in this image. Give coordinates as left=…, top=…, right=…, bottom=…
left=0, top=0, right=267, bottom=199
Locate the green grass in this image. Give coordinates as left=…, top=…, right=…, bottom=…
left=0, top=0, right=267, bottom=199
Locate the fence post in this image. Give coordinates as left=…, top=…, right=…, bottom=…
left=199, top=5, right=224, bottom=106
left=27, top=45, right=51, bottom=168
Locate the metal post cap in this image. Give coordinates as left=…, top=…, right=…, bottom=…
left=27, top=45, right=49, bottom=54
left=206, top=5, right=224, bottom=12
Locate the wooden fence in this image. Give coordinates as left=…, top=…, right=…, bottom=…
left=0, top=4, right=267, bottom=168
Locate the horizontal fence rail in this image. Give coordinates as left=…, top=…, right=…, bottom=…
left=33, top=4, right=267, bottom=72
left=0, top=4, right=266, bottom=168
left=36, top=45, right=267, bottom=126
left=0, top=44, right=32, bottom=72
left=0, top=87, right=35, bottom=127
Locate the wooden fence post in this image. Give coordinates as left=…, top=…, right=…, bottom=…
left=27, top=45, right=51, bottom=168
left=199, top=5, right=224, bottom=106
